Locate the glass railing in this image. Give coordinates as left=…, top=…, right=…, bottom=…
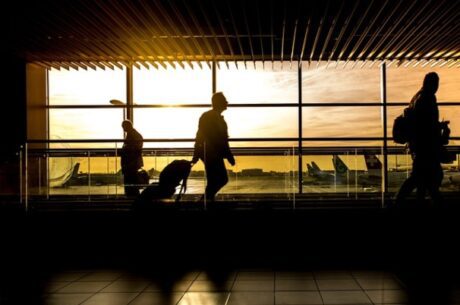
left=18, top=140, right=460, bottom=209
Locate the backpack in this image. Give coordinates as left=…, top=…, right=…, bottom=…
left=392, top=107, right=413, bottom=144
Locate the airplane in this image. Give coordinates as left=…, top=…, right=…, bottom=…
left=306, top=161, right=335, bottom=182
left=304, top=156, right=362, bottom=185
left=49, top=162, right=80, bottom=187
left=360, top=154, right=460, bottom=189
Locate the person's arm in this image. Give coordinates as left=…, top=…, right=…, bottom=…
left=222, top=120, right=235, bottom=165
left=192, top=117, right=204, bottom=164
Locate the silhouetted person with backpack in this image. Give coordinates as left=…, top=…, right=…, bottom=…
left=120, top=120, right=144, bottom=197
left=395, top=72, right=449, bottom=207
left=192, top=92, right=235, bottom=202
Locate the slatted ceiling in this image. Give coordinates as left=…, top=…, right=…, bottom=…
left=7, top=0, right=460, bottom=70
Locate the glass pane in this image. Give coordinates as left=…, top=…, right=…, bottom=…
left=49, top=68, right=126, bottom=105
left=134, top=107, right=298, bottom=139
left=386, top=105, right=405, bottom=140
left=439, top=106, right=460, bottom=138
left=134, top=108, right=202, bottom=139
left=302, top=141, right=383, bottom=148
left=301, top=61, right=381, bottom=103
left=302, top=106, right=382, bottom=137
left=49, top=109, right=124, bottom=140
left=387, top=105, right=460, bottom=143
left=226, top=107, right=298, bottom=138
left=302, top=150, right=383, bottom=195
left=220, top=155, right=298, bottom=195
left=49, top=155, right=122, bottom=196
left=217, top=61, right=298, bottom=103
left=387, top=66, right=460, bottom=103
left=133, top=62, right=212, bottom=104
left=387, top=153, right=412, bottom=194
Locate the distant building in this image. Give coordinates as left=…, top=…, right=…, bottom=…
left=241, top=168, right=264, bottom=176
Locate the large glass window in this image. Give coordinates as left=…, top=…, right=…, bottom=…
left=302, top=106, right=381, bottom=138
left=133, top=62, right=212, bottom=105
left=49, top=68, right=126, bottom=105
left=217, top=61, right=298, bottom=103
left=49, top=109, right=123, bottom=140
left=42, top=61, right=459, bottom=199
left=387, top=66, right=460, bottom=103
left=302, top=62, right=381, bottom=103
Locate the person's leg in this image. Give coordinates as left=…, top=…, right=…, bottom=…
left=395, top=175, right=417, bottom=206
left=204, top=159, right=228, bottom=201
left=124, top=170, right=140, bottom=197
left=428, top=162, right=444, bottom=206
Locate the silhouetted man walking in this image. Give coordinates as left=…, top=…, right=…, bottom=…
left=192, top=92, right=235, bottom=201
left=395, top=72, right=448, bottom=206
left=120, top=120, right=144, bottom=197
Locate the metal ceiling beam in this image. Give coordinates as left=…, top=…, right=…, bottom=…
left=121, top=0, right=175, bottom=68
left=399, top=2, right=460, bottom=63
left=109, top=1, right=177, bottom=66
left=299, top=17, right=311, bottom=65
left=166, top=1, right=208, bottom=68
left=241, top=0, right=256, bottom=68
left=368, top=1, right=418, bottom=62
left=310, top=0, right=329, bottom=66
left=339, top=0, right=373, bottom=65
left=318, top=0, right=344, bottom=66
left=182, top=0, right=217, bottom=66
left=280, top=3, right=286, bottom=64
left=357, top=1, right=402, bottom=62
left=326, top=0, right=360, bottom=67
left=196, top=0, right=225, bottom=67
left=255, top=0, right=265, bottom=65
left=377, top=0, right=433, bottom=60
left=350, top=0, right=388, bottom=67
left=226, top=0, right=246, bottom=67
left=386, top=0, right=448, bottom=61
left=290, top=19, right=298, bottom=66
left=212, top=0, right=236, bottom=66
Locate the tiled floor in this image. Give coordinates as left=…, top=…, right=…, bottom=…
left=42, top=270, right=410, bottom=305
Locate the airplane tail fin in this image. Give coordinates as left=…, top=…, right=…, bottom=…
left=71, top=162, right=80, bottom=178
left=311, top=161, right=321, bottom=171
left=332, top=155, right=348, bottom=175
left=364, top=154, right=382, bottom=171
left=307, top=163, right=314, bottom=175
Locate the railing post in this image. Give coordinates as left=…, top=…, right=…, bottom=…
left=212, top=61, right=217, bottom=94
left=298, top=61, right=303, bottom=195
left=88, top=150, right=91, bottom=201
left=25, top=143, right=28, bottom=212
left=380, top=61, right=389, bottom=206
left=126, top=63, right=133, bottom=121
left=19, top=146, right=23, bottom=204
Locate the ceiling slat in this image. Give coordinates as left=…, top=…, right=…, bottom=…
left=6, top=0, right=458, bottom=69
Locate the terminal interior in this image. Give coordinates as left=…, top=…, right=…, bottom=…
left=1, top=1, right=460, bottom=304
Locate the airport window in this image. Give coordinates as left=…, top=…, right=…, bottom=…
left=43, top=62, right=459, bottom=197
left=133, top=62, right=212, bottom=105
left=216, top=61, right=298, bottom=103
left=387, top=66, right=460, bottom=103
left=302, top=106, right=382, bottom=139
left=49, top=109, right=124, bottom=141
left=301, top=62, right=381, bottom=103
left=133, top=108, right=204, bottom=139
left=48, top=68, right=126, bottom=105
left=439, top=107, right=460, bottom=139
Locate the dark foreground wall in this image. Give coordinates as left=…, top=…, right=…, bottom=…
left=1, top=207, right=460, bottom=304
left=0, top=56, right=26, bottom=196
